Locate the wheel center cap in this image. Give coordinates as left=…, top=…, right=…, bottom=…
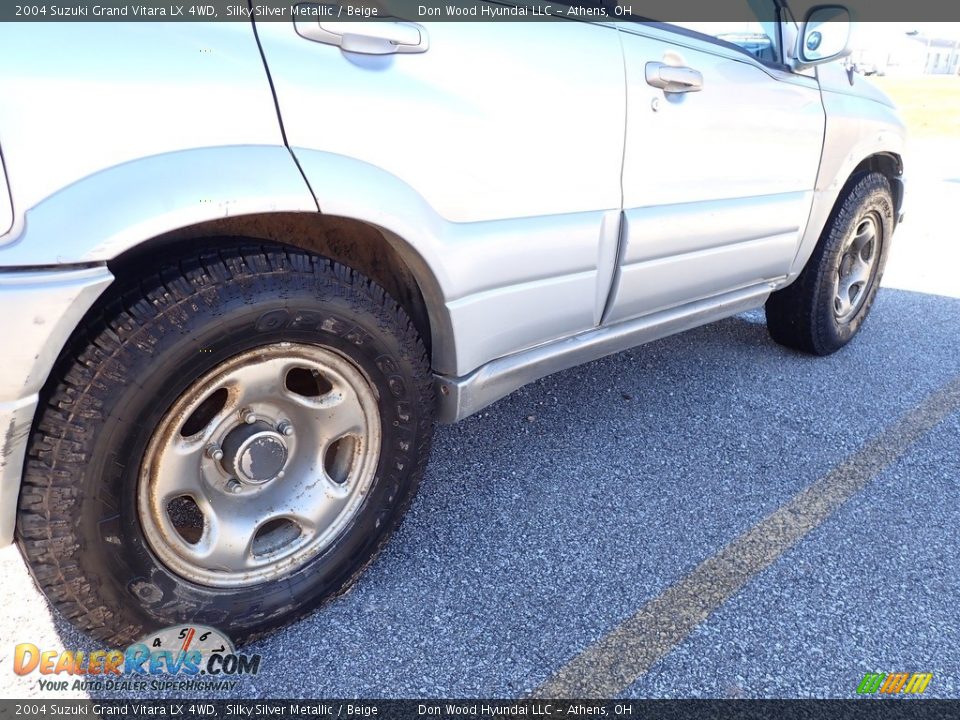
left=221, top=422, right=288, bottom=485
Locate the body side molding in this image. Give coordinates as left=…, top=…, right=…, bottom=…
left=435, top=283, right=774, bottom=423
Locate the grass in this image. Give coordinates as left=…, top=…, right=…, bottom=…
left=872, top=75, right=960, bottom=138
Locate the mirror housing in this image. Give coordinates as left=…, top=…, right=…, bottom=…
left=796, top=4, right=852, bottom=69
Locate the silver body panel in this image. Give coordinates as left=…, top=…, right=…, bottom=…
left=0, top=22, right=292, bottom=248
left=254, top=19, right=627, bottom=376
left=438, top=283, right=772, bottom=424
left=283, top=149, right=625, bottom=376
left=604, top=193, right=810, bottom=324
left=0, top=145, right=318, bottom=266
left=0, top=16, right=906, bottom=546
left=0, top=267, right=114, bottom=545
left=608, top=24, right=824, bottom=324
left=790, top=63, right=906, bottom=279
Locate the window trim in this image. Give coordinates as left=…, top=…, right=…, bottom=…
left=616, top=1, right=794, bottom=73
left=648, top=22, right=784, bottom=65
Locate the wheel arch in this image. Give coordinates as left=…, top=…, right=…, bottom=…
left=0, top=146, right=459, bottom=374
left=105, top=212, right=456, bottom=373
left=789, top=150, right=904, bottom=281
left=786, top=85, right=906, bottom=282
left=848, top=152, right=904, bottom=219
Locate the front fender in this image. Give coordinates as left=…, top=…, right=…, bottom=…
left=293, top=149, right=608, bottom=377
left=789, top=91, right=906, bottom=278
left=0, top=145, right=317, bottom=266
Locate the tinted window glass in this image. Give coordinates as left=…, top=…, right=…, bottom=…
left=615, top=0, right=782, bottom=64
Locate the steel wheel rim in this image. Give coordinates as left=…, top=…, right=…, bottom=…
left=833, top=212, right=881, bottom=322
left=138, top=342, right=381, bottom=588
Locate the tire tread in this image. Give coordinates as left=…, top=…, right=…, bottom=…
left=16, top=244, right=433, bottom=646
left=765, top=172, right=893, bottom=355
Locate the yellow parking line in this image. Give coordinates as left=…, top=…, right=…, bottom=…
left=534, top=376, right=960, bottom=698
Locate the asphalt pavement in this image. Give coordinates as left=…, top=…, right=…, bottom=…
left=1, top=140, right=958, bottom=700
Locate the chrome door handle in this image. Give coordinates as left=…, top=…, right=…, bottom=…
left=295, top=8, right=429, bottom=55
left=645, top=62, right=703, bottom=93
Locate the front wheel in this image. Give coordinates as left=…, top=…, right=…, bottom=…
left=765, top=172, right=895, bottom=355
left=16, top=245, right=434, bottom=646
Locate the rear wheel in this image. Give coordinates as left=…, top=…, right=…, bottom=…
left=765, top=172, right=895, bottom=355
left=16, top=244, right=434, bottom=646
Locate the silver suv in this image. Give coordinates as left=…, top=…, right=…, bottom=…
left=0, top=6, right=905, bottom=645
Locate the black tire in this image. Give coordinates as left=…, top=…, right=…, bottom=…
left=16, top=244, right=434, bottom=647
left=766, top=172, right=895, bottom=355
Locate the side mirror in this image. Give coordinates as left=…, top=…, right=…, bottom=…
left=797, top=5, right=852, bottom=68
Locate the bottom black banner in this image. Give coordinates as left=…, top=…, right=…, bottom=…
left=1, top=700, right=958, bottom=720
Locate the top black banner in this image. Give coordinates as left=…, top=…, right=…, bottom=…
left=3, top=0, right=960, bottom=22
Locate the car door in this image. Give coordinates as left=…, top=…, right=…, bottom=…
left=254, top=11, right=626, bottom=377
left=604, top=9, right=826, bottom=325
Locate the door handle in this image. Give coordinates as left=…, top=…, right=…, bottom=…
left=645, top=62, right=703, bottom=93
left=295, top=9, right=429, bottom=55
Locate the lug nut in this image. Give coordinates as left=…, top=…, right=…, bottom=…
left=226, top=480, right=243, bottom=494
left=205, top=443, right=224, bottom=461
left=277, top=421, right=294, bottom=437
left=240, top=409, right=258, bottom=425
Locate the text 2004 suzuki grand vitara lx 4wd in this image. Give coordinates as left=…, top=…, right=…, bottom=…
left=0, top=5, right=904, bottom=645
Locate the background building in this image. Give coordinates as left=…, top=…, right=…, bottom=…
left=848, top=25, right=960, bottom=76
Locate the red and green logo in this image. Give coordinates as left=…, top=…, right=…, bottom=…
left=857, top=672, right=933, bottom=695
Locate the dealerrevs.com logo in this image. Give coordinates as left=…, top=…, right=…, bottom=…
left=13, top=625, right=261, bottom=693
